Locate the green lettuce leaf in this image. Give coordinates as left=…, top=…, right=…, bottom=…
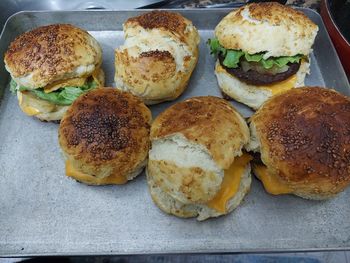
left=31, top=89, right=73, bottom=105
left=223, top=50, right=244, bottom=68
left=261, top=58, right=274, bottom=69
left=244, top=53, right=264, bottom=62
left=10, top=79, right=17, bottom=93
left=207, top=38, right=227, bottom=56
left=10, top=78, right=98, bottom=105
left=274, top=55, right=303, bottom=67
left=208, top=37, right=303, bottom=69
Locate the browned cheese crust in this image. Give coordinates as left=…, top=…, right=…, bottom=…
left=151, top=96, right=249, bottom=169
left=4, top=24, right=102, bottom=87
left=252, top=87, right=350, bottom=198
left=215, top=2, right=318, bottom=57
left=240, top=2, right=310, bottom=26
left=58, top=88, right=151, bottom=178
left=115, top=11, right=200, bottom=104
left=126, top=11, right=190, bottom=44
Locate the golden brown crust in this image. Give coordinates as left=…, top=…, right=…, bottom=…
left=115, top=47, right=198, bottom=104
left=148, top=159, right=220, bottom=204
left=117, top=49, right=176, bottom=84
left=126, top=11, right=189, bottom=43
left=215, top=2, right=318, bottom=57
left=5, top=24, right=102, bottom=88
left=59, top=88, right=151, bottom=179
left=115, top=11, right=199, bottom=104
left=251, top=87, right=350, bottom=197
left=241, top=2, right=310, bottom=26
left=151, top=96, right=250, bottom=169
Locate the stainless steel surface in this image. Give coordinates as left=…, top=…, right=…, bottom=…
left=0, top=9, right=349, bottom=257
left=0, top=0, right=164, bottom=31
left=202, top=0, right=287, bottom=8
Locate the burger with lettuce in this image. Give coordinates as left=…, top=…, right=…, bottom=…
left=4, top=24, right=104, bottom=121
left=210, top=2, right=318, bottom=110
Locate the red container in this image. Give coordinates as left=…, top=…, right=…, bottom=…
left=321, top=0, right=350, bottom=77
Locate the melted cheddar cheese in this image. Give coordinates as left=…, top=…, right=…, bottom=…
left=44, top=67, right=103, bottom=93
left=18, top=91, right=55, bottom=116
left=217, top=61, right=298, bottom=96
left=260, top=75, right=297, bottom=95
left=254, top=165, right=292, bottom=195
left=22, top=106, right=41, bottom=116
left=18, top=91, right=41, bottom=116
left=65, top=160, right=128, bottom=185
left=44, top=77, right=87, bottom=93
left=207, top=154, right=252, bottom=213
left=17, top=68, right=104, bottom=116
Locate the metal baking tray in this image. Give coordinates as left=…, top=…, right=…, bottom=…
left=0, top=9, right=349, bottom=257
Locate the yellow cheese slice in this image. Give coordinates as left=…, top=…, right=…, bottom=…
left=44, top=77, right=87, bottom=93
left=22, top=106, right=41, bottom=116
left=260, top=74, right=297, bottom=95
left=254, top=165, right=292, bottom=195
left=91, top=67, right=104, bottom=86
left=18, top=91, right=59, bottom=116
left=65, top=160, right=128, bottom=185
left=217, top=62, right=297, bottom=96
left=18, top=91, right=23, bottom=104
left=206, top=153, right=252, bottom=213
left=43, top=67, right=103, bottom=93
left=18, top=91, right=41, bottom=116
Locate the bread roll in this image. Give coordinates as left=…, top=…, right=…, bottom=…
left=5, top=24, right=102, bottom=89
left=147, top=96, right=251, bottom=220
left=248, top=87, right=350, bottom=199
left=215, top=2, right=318, bottom=57
left=59, top=88, right=152, bottom=185
left=115, top=11, right=200, bottom=105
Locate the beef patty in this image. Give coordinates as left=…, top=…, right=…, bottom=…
left=218, top=54, right=301, bottom=86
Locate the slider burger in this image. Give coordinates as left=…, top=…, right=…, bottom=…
left=58, top=88, right=151, bottom=185
left=209, top=2, right=318, bottom=109
left=115, top=11, right=200, bottom=104
left=247, top=87, right=350, bottom=199
left=147, top=96, right=251, bottom=220
left=4, top=24, right=104, bottom=121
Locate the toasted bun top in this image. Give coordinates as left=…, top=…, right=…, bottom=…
left=215, top=2, right=318, bottom=57
left=251, top=87, right=350, bottom=188
left=115, top=11, right=199, bottom=104
left=151, top=96, right=250, bottom=169
left=5, top=24, right=102, bottom=88
left=59, top=88, right=151, bottom=171
left=125, top=11, right=192, bottom=44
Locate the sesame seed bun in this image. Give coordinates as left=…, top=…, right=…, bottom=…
left=4, top=24, right=102, bottom=89
left=114, top=11, right=199, bottom=105
left=58, top=88, right=152, bottom=185
left=248, top=87, right=350, bottom=199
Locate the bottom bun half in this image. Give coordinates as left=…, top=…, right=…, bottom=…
left=215, top=60, right=310, bottom=110
left=147, top=164, right=251, bottom=221
left=17, top=91, right=69, bottom=122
